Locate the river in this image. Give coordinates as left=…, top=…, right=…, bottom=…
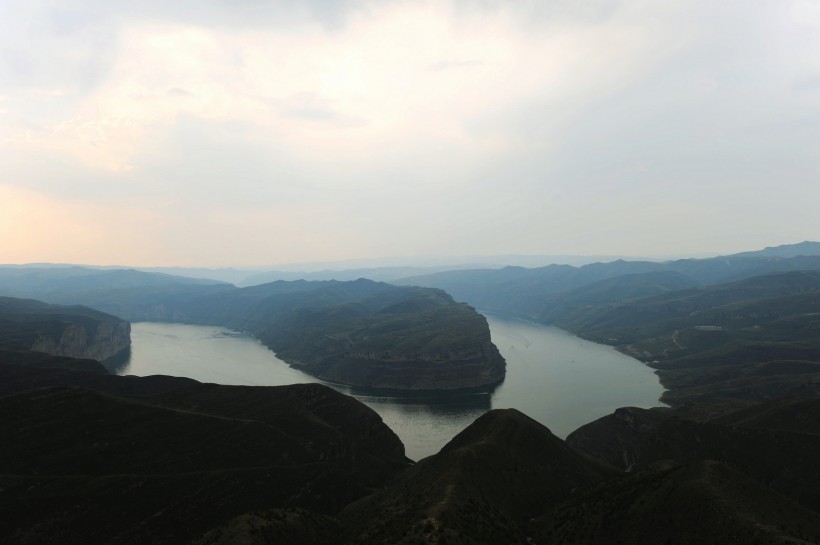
left=112, top=314, right=666, bottom=460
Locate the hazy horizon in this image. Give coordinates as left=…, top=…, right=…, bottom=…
left=2, top=1, right=818, bottom=267
left=0, top=247, right=758, bottom=272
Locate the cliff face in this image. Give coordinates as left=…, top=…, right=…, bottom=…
left=30, top=319, right=131, bottom=362
left=0, top=296, right=131, bottom=363
left=260, top=300, right=507, bottom=391
left=3, top=280, right=507, bottom=391
left=298, top=342, right=506, bottom=390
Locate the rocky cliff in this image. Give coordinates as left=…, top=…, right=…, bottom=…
left=4, top=278, right=506, bottom=390
left=0, top=296, right=131, bottom=363
left=29, top=318, right=131, bottom=361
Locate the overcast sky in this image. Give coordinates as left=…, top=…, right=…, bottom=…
left=1, top=0, right=819, bottom=267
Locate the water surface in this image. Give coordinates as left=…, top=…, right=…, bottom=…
left=116, top=316, right=665, bottom=460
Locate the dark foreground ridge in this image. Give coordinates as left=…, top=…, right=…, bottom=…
left=0, top=363, right=408, bottom=545
left=2, top=360, right=820, bottom=544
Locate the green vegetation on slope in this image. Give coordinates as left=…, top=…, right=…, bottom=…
left=0, top=272, right=506, bottom=390
left=555, top=271, right=820, bottom=404
left=0, top=296, right=130, bottom=367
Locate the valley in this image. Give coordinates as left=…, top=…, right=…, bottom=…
left=1, top=241, right=820, bottom=543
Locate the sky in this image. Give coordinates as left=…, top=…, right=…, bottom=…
left=1, top=0, right=819, bottom=267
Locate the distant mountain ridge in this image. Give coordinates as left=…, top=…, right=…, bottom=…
left=729, top=240, right=820, bottom=258
left=4, top=242, right=815, bottom=286
left=0, top=266, right=227, bottom=303
left=1, top=254, right=645, bottom=286
left=394, top=242, right=820, bottom=317
left=394, top=242, right=820, bottom=405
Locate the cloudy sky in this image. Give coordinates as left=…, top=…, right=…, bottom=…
left=1, top=1, right=819, bottom=267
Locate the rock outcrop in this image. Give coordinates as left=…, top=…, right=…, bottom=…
left=0, top=296, right=131, bottom=363
left=29, top=318, right=131, bottom=361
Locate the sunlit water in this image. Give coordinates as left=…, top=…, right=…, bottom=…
left=113, top=315, right=666, bottom=460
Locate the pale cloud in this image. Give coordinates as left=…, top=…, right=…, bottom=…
left=6, top=2, right=662, bottom=170
left=1, top=1, right=819, bottom=266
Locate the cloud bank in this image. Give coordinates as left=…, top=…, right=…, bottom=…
left=1, top=1, right=819, bottom=266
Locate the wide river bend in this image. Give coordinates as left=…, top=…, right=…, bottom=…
left=113, top=314, right=666, bottom=460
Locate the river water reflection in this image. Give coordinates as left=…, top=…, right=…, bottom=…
left=114, top=315, right=665, bottom=460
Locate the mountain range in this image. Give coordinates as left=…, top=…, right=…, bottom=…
left=2, top=241, right=820, bottom=543
left=0, top=277, right=505, bottom=390
left=396, top=242, right=820, bottom=406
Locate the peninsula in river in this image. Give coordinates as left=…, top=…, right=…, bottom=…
left=0, top=271, right=506, bottom=390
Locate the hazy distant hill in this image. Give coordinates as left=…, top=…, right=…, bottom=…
left=557, top=269, right=820, bottom=342
left=729, top=240, right=820, bottom=259
left=234, top=255, right=646, bottom=286
left=395, top=243, right=820, bottom=405
left=394, top=242, right=820, bottom=317
left=0, top=266, right=228, bottom=304
left=239, top=266, right=463, bottom=286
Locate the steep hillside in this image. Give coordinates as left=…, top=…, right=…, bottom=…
left=397, top=245, right=820, bottom=404
left=557, top=271, right=820, bottom=404
left=566, top=396, right=820, bottom=512
left=340, top=409, right=615, bottom=545
left=0, top=296, right=130, bottom=364
left=531, top=460, right=820, bottom=545
left=4, top=361, right=820, bottom=545
left=0, top=273, right=505, bottom=390
left=142, top=279, right=507, bottom=390
left=0, top=365, right=408, bottom=545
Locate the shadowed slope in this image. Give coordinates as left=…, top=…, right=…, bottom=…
left=0, top=296, right=130, bottom=365
left=0, top=367, right=408, bottom=545
left=340, top=409, right=616, bottom=545
left=566, top=396, right=820, bottom=512
left=531, top=460, right=820, bottom=545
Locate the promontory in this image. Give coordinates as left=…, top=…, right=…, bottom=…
left=0, top=270, right=505, bottom=390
